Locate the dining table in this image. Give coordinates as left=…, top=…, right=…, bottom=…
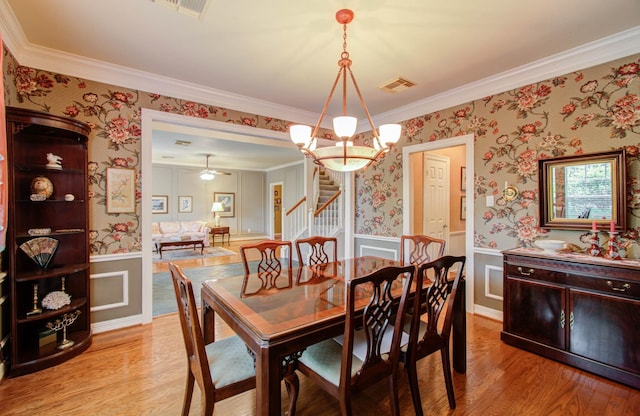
left=201, top=255, right=466, bottom=416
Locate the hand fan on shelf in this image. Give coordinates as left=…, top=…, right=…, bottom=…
left=19, top=237, right=59, bottom=269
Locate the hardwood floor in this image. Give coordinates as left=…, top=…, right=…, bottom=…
left=1, top=311, right=638, bottom=415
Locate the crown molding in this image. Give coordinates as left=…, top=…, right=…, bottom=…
left=372, top=26, right=640, bottom=127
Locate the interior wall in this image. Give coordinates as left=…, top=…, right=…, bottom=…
left=152, top=163, right=266, bottom=236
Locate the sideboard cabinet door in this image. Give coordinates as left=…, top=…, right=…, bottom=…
left=569, top=289, right=640, bottom=375
left=505, top=276, right=566, bottom=350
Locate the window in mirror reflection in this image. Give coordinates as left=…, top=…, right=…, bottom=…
left=551, top=161, right=613, bottom=220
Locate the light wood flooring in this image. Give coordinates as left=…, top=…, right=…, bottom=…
left=1, top=312, right=639, bottom=415
left=2, top=241, right=639, bottom=415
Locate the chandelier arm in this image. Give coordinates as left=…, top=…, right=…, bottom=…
left=346, top=67, right=379, bottom=139
left=310, top=67, right=347, bottom=141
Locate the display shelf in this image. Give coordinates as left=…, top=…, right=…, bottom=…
left=14, top=264, right=88, bottom=282
left=6, top=106, right=92, bottom=377
left=17, top=298, right=87, bottom=323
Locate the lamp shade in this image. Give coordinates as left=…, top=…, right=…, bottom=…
left=378, top=124, right=401, bottom=145
left=290, top=124, right=312, bottom=146
left=200, top=171, right=215, bottom=180
left=333, top=116, right=357, bottom=138
left=211, top=202, right=224, bottom=212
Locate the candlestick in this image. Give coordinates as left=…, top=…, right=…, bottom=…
left=605, top=232, right=622, bottom=260
left=588, top=231, right=602, bottom=257
left=610, top=220, right=615, bottom=233
left=592, top=221, right=597, bottom=231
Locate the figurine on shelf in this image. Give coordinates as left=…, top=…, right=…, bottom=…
left=45, top=153, right=63, bottom=170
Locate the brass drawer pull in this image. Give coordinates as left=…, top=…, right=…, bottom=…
left=517, top=267, right=535, bottom=276
left=606, top=281, right=631, bottom=292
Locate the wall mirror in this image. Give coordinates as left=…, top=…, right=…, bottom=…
left=539, top=150, right=626, bottom=230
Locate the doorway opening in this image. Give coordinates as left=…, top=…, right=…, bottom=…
left=402, top=134, right=474, bottom=313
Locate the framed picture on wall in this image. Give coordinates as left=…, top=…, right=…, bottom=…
left=106, top=167, right=136, bottom=213
left=214, top=192, right=235, bottom=217
left=178, top=196, right=192, bottom=213
left=461, top=166, right=467, bottom=192
left=152, top=195, right=168, bottom=214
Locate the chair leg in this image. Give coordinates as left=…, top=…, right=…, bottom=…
left=440, top=346, right=456, bottom=409
left=284, top=369, right=299, bottom=416
left=201, top=390, right=215, bottom=416
left=339, top=391, right=353, bottom=416
left=405, top=359, right=424, bottom=416
left=387, top=373, right=401, bottom=416
left=182, top=371, right=195, bottom=416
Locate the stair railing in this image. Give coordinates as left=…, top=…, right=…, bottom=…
left=284, top=196, right=307, bottom=242
left=312, top=186, right=343, bottom=237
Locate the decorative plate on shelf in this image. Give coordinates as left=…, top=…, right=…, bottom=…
left=30, top=176, right=54, bottom=199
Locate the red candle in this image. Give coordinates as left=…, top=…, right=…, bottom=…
left=610, top=220, right=615, bottom=233
left=592, top=221, right=597, bottom=231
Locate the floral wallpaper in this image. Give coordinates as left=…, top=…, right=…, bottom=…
left=2, top=48, right=291, bottom=255
left=3, top=45, right=639, bottom=257
left=355, top=54, right=640, bottom=255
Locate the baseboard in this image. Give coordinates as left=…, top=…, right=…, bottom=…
left=473, top=304, right=503, bottom=322
left=91, top=314, right=144, bottom=334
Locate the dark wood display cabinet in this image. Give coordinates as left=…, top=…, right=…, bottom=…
left=502, top=249, right=640, bottom=389
left=5, top=107, right=92, bottom=376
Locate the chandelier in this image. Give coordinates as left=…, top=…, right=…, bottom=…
left=289, top=9, right=401, bottom=172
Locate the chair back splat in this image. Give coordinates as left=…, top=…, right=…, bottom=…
left=240, top=240, right=293, bottom=297
left=297, top=265, right=416, bottom=416
left=402, top=255, right=466, bottom=414
left=295, top=236, right=337, bottom=266
left=400, top=234, right=445, bottom=266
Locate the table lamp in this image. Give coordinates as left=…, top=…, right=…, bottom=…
left=211, top=202, right=224, bottom=227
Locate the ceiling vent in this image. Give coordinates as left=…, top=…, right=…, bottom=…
left=174, top=139, right=192, bottom=146
left=153, top=0, right=211, bottom=19
left=379, top=77, right=416, bottom=94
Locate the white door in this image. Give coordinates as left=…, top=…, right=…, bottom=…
left=423, top=153, right=450, bottom=249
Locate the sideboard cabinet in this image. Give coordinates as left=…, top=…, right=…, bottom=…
left=6, top=107, right=92, bottom=376
left=502, top=249, right=640, bottom=389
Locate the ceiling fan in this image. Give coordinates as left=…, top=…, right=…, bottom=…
left=200, top=154, right=230, bottom=180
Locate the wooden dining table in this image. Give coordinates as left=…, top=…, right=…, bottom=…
left=201, top=256, right=466, bottom=416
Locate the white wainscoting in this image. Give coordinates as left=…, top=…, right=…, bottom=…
left=448, top=231, right=465, bottom=256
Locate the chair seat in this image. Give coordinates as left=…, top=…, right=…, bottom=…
left=207, top=335, right=256, bottom=388
left=334, top=326, right=409, bottom=362
left=299, top=339, right=364, bottom=387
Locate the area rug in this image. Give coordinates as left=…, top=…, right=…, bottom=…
left=153, top=262, right=250, bottom=316
left=152, top=245, right=236, bottom=262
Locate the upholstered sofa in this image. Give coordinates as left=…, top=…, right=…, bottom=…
left=152, top=221, right=211, bottom=247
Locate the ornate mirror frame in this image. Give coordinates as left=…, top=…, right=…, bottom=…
left=538, top=149, right=626, bottom=230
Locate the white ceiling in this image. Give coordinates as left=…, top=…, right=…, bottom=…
left=2, top=0, right=640, bottom=170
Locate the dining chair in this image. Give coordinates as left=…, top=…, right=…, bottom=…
left=296, top=265, right=416, bottom=416
left=168, top=262, right=299, bottom=415
left=295, top=236, right=337, bottom=266
left=240, top=240, right=293, bottom=297
left=400, top=234, right=445, bottom=266
left=400, top=255, right=466, bottom=414
left=168, top=262, right=255, bottom=416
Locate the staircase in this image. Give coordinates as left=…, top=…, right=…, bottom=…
left=316, top=169, right=340, bottom=211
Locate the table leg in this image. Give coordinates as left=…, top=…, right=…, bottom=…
left=201, top=301, right=215, bottom=344
left=159, top=245, right=163, bottom=259
left=453, top=278, right=466, bottom=373
left=255, top=347, right=282, bottom=416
